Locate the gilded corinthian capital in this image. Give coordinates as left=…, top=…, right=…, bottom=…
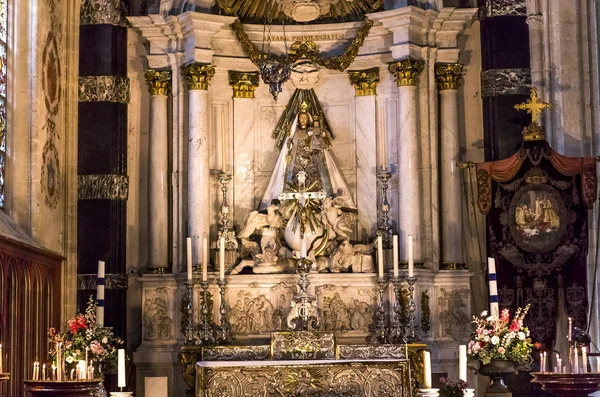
left=228, top=71, right=260, bottom=98
left=144, top=70, right=172, bottom=96
left=182, top=63, right=215, bottom=91
left=388, top=59, right=424, bottom=87
left=348, top=67, right=380, bottom=96
left=435, top=63, right=463, bottom=91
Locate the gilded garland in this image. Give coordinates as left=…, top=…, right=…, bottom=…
left=230, top=18, right=374, bottom=72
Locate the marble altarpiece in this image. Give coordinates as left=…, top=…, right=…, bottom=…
left=128, top=3, right=480, bottom=396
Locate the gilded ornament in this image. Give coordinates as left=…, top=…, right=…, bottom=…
left=182, top=63, right=216, bottom=91
left=144, top=70, right=172, bottom=96
left=407, top=344, right=427, bottom=397
left=420, top=291, right=431, bottom=334
left=439, top=262, right=468, bottom=270
left=348, top=67, right=380, bottom=96
left=231, top=18, right=373, bottom=73
left=78, top=174, right=129, bottom=200
left=514, top=87, right=551, bottom=141
left=228, top=70, right=260, bottom=98
left=79, top=76, right=130, bottom=103
left=80, top=0, right=127, bottom=26
left=388, top=59, right=425, bottom=87
left=435, top=63, right=463, bottom=91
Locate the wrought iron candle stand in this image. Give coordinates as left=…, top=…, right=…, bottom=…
left=215, top=279, right=232, bottom=345
left=377, top=168, right=392, bottom=249
left=197, top=281, right=216, bottom=346
left=184, top=279, right=196, bottom=345
left=388, top=277, right=405, bottom=344
left=368, top=276, right=389, bottom=344
left=404, top=276, right=421, bottom=343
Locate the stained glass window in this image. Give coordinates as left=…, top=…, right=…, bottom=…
left=0, top=0, right=6, bottom=207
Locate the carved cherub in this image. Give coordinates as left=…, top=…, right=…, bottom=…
left=321, top=197, right=355, bottom=240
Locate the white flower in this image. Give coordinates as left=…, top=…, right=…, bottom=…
left=487, top=316, right=494, bottom=322
left=518, top=332, right=526, bottom=340
left=491, top=335, right=500, bottom=345
left=480, top=310, right=488, bottom=317
left=484, top=335, right=490, bottom=342
left=66, top=356, right=74, bottom=363
left=102, top=336, right=108, bottom=344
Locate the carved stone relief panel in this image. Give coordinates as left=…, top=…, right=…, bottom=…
left=315, top=284, right=376, bottom=333
left=226, top=282, right=294, bottom=336
left=437, top=287, right=470, bottom=341
left=143, top=287, right=174, bottom=341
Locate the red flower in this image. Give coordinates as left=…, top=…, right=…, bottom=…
left=68, top=314, right=88, bottom=333
left=534, top=342, right=542, bottom=350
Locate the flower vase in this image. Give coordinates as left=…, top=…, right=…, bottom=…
left=478, top=359, right=516, bottom=393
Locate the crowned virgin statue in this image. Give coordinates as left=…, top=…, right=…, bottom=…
left=259, top=100, right=355, bottom=211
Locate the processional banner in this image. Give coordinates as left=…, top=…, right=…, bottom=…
left=475, top=89, right=598, bottom=347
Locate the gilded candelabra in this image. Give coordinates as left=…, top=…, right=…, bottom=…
left=368, top=276, right=389, bottom=344
left=184, top=279, right=195, bottom=345
left=215, top=279, right=232, bottom=345
left=377, top=168, right=392, bottom=249
left=404, top=276, right=421, bottom=343
left=197, top=281, right=216, bottom=346
left=388, top=276, right=405, bottom=344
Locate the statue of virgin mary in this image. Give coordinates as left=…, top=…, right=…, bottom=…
left=259, top=96, right=355, bottom=212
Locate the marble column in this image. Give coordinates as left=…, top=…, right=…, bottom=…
left=144, top=70, right=172, bottom=272
left=229, top=71, right=259, bottom=228
left=348, top=68, right=379, bottom=241
left=182, top=63, right=215, bottom=268
left=435, top=64, right=464, bottom=266
left=388, top=59, right=424, bottom=260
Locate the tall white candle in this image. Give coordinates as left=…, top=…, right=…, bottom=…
left=222, top=110, right=227, bottom=172
left=78, top=360, right=86, bottom=380
left=203, top=236, right=209, bottom=281
left=487, top=257, right=499, bottom=318
left=380, top=106, right=387, bottom=170
left=219, top=237, right=225, bottom=280
left=42, top=363, right=46, bottom=381
left=301, top=236, right=307, bottom=258
left=117, top=349, right=126, bottom=388
left=96, top=260, right=105, bottom=327
left=582, top=347, right=588, bottom=373
left=377, top=235, right=384, bottom=278
left=0, top=343, right=3, bottom=373
left=408, top=235, right=414, bottom=277
left=392, top=235, right=399, bottom=279
left=568, top=317, right=573, bottom=341
left=459, top=345, right=467, bottom=381
left=186, top=237, right=193, bottom=280
left=423, top=351, right=432, bottom=388
left=596, top=356, right=600, bottom=373
left=573, top=348, right=579, bottom=374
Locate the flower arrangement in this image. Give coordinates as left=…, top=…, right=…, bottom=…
left=439, top=377, right=468, bottom=397
left=467, top=305, right=534, bottom=365
left=48, top=296, right=123, bottom=373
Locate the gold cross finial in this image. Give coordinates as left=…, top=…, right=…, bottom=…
left=514, top=87, right=551, bottom=125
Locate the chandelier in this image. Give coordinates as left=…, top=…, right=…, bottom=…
left=276, top=0, right=350, bottom=22
left=258, top=19, right=292, bottom=101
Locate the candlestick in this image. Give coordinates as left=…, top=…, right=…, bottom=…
left=90, top=364, right=95, bottom=380
left=377, top=235, right=384, bottom=278
left=117, top=349, right=126, bottom=388
left=203, top=236, right=209, bottom=282
left=573, top=348, right=579, bottom=374
left=215, top=279, right=232, bottom=345
left=459, top=345, right=467, bottom=381
left=376, top=168, right=392, bottom=248
left=367, top=276, right=389, bottom=344
left=404, top=275, right=420, bottom=343
left=423, top=351, right=432, bottom=388
left=582, top=347, right=588, bottom=373
left=392, top=235, right=399, bottom=279
left=186, top=237, right=193, bottom=280
left=198, top=281, right=216, bottom=345
left=85, top=347, right=89, bottom=377
left=380, top=105, right=387, bottom=170
left=51, top=364, right=56, bottom=382
left=408, top=235, right=414, bottom=277
left=487, top=257, right=499, bottom=318
left=219, top=237, right=225, bottom=280
left=96, top=260, right=105, bottom=327
left=389, top=276, right=404, bottom=344
left=0, top=343, right=2, bottom=373
left=42, top=363, right=46, bottom=381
